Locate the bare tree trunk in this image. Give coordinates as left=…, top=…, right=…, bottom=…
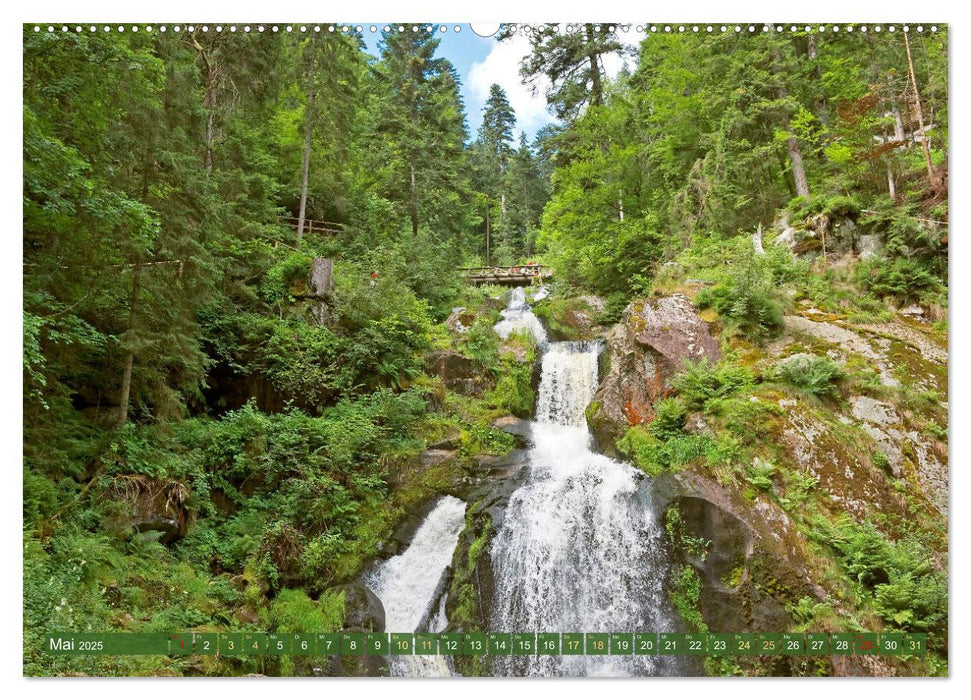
left=786, top=135, right=811, bottom=197
left=752, top=224, right=765, bottom=256
left=772, top=47, right=811, bottom=197
left=807, top=34, right=830, bottom=129
left=887, top=164, right=897, bottom=200
left=297, top=33, right=318, bottom=242
left=618, top=188, right=624, bottom=221
left=190, top=36, right=219, bottom=172
left=904, top=31, right=937, bottom=185
left=118, top=266, right=140, bottom=426
left=892, top=98, right=906, bottom=143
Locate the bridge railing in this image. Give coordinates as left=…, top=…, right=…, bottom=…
left=282, top=217, right=344, bottom=236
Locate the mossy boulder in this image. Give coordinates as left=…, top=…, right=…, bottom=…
left=586, top=295, right=720, bottom=455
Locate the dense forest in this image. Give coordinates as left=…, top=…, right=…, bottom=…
left=24, top=24, right=948, bottom=677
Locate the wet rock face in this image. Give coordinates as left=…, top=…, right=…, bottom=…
left=587, top=295, right=720, bottom=455
left=334, top=582, right=386, bottom=632
left=314, top=584, right=389, bottom=675
left=425, top=350, right=488, bottom=397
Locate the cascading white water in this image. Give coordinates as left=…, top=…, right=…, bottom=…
left=489, top=299, right=679, bottom=677
left=366, top=495, right=466, bottom=677
left=493, top=287, right=548, bottom=345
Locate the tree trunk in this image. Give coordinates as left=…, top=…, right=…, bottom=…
left=904, top=31, right=937, bottom=185
left=752, top=224, right=765, bottom=256
left=807, top=35, right=830, bottom=129
left=892, top=98, right=906, bottom=143
left=618, top=188, right=625, bottom=221
left=191, top=36, right=219, bottom=172
left=585, top=24, right=604, bottom=108
left=787, top=135, right=811, bottom=197
left=297, top=33, right=318, bottom=243
left=887, top=163, right=897, bottom=200
left=118, top=266, right=140, bottom=426
left=772, top=47, right=811, bottom=197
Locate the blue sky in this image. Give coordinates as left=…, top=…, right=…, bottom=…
left=359, top=24, right=642, bottom=142
left=360, top=25, right=556, bottom=141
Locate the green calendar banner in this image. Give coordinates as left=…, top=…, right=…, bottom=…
left=43, top=631, right=931, bottom=657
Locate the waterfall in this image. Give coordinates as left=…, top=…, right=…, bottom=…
left=366, top=495, right=466, bottom=677
left=493, top=287, right=548, bottom=345
left=489, top=297, right=679, bottom=677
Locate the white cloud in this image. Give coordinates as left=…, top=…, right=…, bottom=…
left=467, top=27, right=645, bottom=138
left=468, top=32, right=553, bottom=138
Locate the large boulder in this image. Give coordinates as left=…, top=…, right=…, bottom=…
left=425, top=350, right=488, bottom=397
left=587, top=295, right=720, bottom=455
left=653, top=467, right=833, bottom=674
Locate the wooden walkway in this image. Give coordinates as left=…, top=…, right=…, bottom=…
left=283, top=217, right=344, bottom=235
left=460, top=265, right=553, bottom=286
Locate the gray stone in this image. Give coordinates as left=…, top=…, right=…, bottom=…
left=490, top=415, right=532, bottom=448
left=587, top=295, right=720, bottom=455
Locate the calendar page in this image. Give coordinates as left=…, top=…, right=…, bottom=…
left=22, top=19, right=949, bottom=680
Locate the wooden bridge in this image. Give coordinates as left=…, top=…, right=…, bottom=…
left=460, top=264, right=553, bottom=286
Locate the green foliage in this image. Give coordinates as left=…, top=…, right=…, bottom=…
left=808, top=516, right=947, bottom=633
left=669, top=565, right=707, bottom=633
left=262, top=252, right=314, bottom=309
left=665, top=505, right=711, bottom=561
left=650, top=398, right=687, bottom=440
left=487, top=363, right=535, bottom=419
left=744, top=457, right=778, bottom=491
left=618, top=426, right=714, bottom=477
left=672, top=359, right=755, bottom=412
left=787, top=194, right=862, bottom=221
left=265, top=588, right=344, bottom=633
left=855, top=257, right=944, bottom=304
left=771, top=354, right=845, bottom=399
left=463, top=319, right=501, bottom=372
left=695, top=247, right=787, bottom=340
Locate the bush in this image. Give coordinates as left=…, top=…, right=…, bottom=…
left=694, top=240, right=788, bottom=340
left=771, top=353, right=844, bottom=399
left=618, top=425, right=714, bottom=477
left=855, top=257, right=943, bottom=305
left=808, top=516, right=947, bottom=633
left=672, top=359, right=754, bottom=412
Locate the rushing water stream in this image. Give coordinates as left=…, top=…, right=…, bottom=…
left=489, top=292, right=680, bottom=677
left=366, top=495, right=466, bottom=677
left=368, top=287, right=680, bottom=677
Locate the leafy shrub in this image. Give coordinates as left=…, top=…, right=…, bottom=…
left=618, top=426, right=714, bottom=477
left=262, top=252, right=313, bottom=309
left=855, top=257, right=943, bottom=304
left=695, top=245, right=787, bottom=340
left=745, top=457, right=778, bottom=491
left=672, top=359, right=754, bottom=411
left=487, top=363, right=535, bottom=418
left=464, top=318, right=501, bottom=372
left=808, top=516, right=947, bottom=633
left=650, top=398, right=687, bottom=440
left=771, top=353, right=845, bottom=399
left=598, top=291, right=630, bottom=325
left=787, top=194, right=862, bottom=221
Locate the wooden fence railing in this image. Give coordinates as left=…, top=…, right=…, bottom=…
left=459, top=265, right=553, bottom=285
left=282, top=217, right=344, bottom=236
